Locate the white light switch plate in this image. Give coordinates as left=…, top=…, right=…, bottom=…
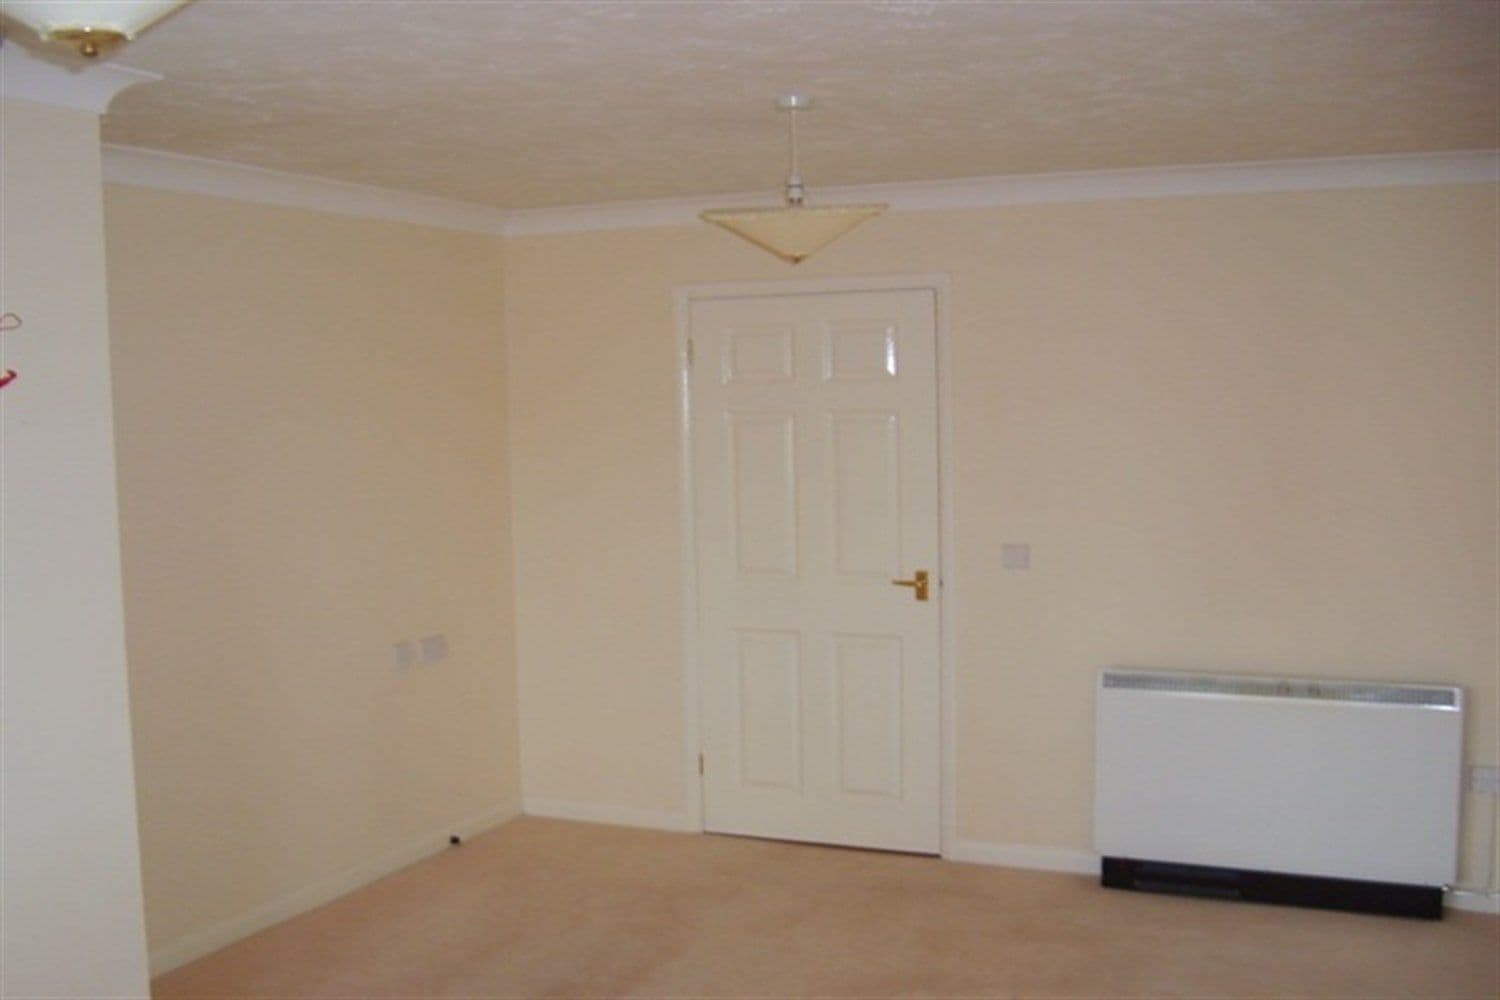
left=1468, top=765, right=1500, bottom=795
left=1001, top=543, right=1031, bottom=570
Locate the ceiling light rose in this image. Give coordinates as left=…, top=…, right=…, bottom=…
left=701, top=94, right=886, bottom=264
left=0, top=1, right=191, bottom=57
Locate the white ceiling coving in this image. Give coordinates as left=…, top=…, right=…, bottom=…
left=72, top=1, right=1500, bottom=211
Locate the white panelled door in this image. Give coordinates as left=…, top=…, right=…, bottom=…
left=691, top=288, right=941, bottom=853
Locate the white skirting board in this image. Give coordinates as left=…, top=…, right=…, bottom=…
left=522, top=796, right=700, bottom=833
left=1446, top=892, right=1500, bottom=915
left=948, top=839, right=1098, bottom=875
left=147, top=803, right=520, bottom=976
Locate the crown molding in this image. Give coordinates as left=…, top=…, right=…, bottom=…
left=503, top=150, right=1499, bottom=235
left=102, top=145, right=511, bottom=236
left=0, top=42, right=159, bottom=114
left=102, top=145, right=1497, bottom=239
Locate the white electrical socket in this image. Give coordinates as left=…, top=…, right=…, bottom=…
left=1468, top=765, right=1500, bottom=795
left=1001, top=542, right=1031, bottom=570
left=419, top=634, right=449, bottom=663
left=393, top=640, right=419, bottom=671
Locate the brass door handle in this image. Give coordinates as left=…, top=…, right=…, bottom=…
left=891, top=570, right=930, bottom=601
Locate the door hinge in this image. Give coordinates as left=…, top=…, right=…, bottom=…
left=698, top=752, right=705, bottom=775
left=686, top=339, right=695, bottom=366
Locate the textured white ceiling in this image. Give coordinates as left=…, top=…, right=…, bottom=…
left=78, top=1, right=1500, bottom=210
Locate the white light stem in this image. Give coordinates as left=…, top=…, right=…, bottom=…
left=784, top=108, right=805, bottom=207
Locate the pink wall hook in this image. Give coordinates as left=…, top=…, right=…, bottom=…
left=0, top=312, right=22, bottom=389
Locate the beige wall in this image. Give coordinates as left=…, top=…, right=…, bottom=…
left=97, top=178, right=1498, bottom=966
left=506, top=184, right=1498, bottom=881
left=1, top=100, right=151, bottom=998
left=104, top=187, right=520, bottom=965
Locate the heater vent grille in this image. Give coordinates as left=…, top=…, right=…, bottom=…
left=1102, top=670, right=1458, bottom=709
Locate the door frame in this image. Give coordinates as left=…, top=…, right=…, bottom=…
left=674, top=274, right=958, bottom=857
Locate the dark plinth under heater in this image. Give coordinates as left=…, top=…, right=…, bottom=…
left=1101, top=856, right=1444, bottom=920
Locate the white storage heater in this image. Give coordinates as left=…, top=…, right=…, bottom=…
left=1094, top=669, right=1463, bottom=918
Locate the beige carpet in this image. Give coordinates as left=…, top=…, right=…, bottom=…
left=154, top=817, right=1499, bottom=999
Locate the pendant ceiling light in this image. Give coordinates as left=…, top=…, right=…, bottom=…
left=701, top=95, right=886, bottom=264
left=0, top=0, right=191, bottom=58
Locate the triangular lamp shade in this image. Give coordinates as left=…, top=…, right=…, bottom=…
left=1, top=0, right=191, bottom=56
left=699, top=204, right=887, bottom=264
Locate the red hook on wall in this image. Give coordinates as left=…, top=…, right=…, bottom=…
left=0, top=312, right=22, bottom=388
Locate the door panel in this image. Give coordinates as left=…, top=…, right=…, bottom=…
left=735, top=629, right=803, bottom=790
left=692, top=288, right=940, bottom=853
left=829, top=411, right=901, bottom=578
left=729, top=412, right=798, bottom=575
left=833, top=633, right=905, bottom=798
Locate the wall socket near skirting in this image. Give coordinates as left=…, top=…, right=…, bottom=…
left=1467, top=765, right=1500, bottom=795
left=419, top=634, right=449, bottom=663
left=393, top=639, right=419, bottom=670
left=392, top=634, right=449, bottom=670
